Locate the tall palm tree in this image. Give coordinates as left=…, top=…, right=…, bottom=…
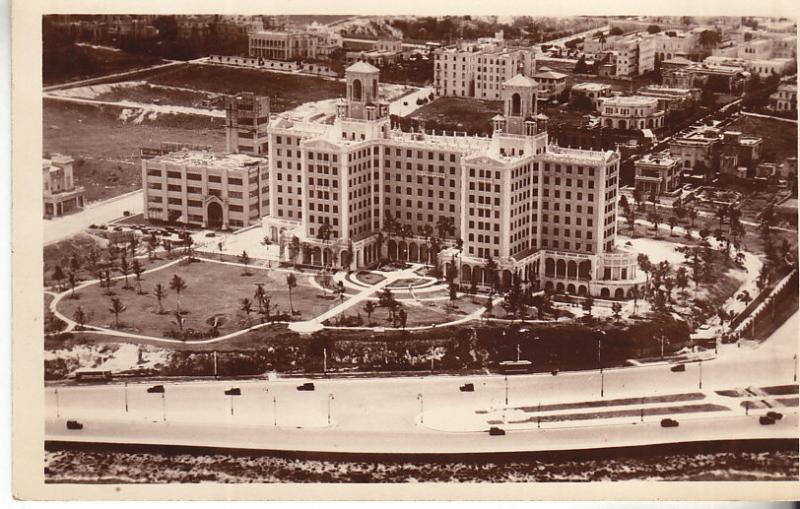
left=108, top=297, right=125, bottom=328
left=240, top=298, right=254, bottom=326
left=169, top=274, right=187, bottom=314
left=132, top=259, right=144, bottom=294
left=254, top=283, right=266, bottom=313
left=239, top=250, right=251, bottom=275
left=154, top=283, right=167, bottom=314
left=286, top=273, right=297, bottom=314
left=119, top=256, right=130, bottom=289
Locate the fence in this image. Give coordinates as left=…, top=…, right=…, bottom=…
left=731, top=269, right=798, bottom=339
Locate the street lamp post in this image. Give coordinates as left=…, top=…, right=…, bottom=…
left=417, top=393, right=424, bottom=424
left=273, top=395, right=277, bottom=427
left=537, top=402, right=541, bottom=428
left=504, top=375, right=509, bottom=406
left=794, top=354, right=797, bottom=382
left=660, top=335, right=665, bottom=360
left=328, top=393, right=335, bottom=425
left=124, top=382, right=129, bottom=413
left=161, top=391, right=166, bottom=422
left=698, top=360, right=703, bottom=389
left=54, top=388, right=60, bottom=419
left=323, top=347, right=327, bottom=376
left=597, top=330, right=606, bottom=398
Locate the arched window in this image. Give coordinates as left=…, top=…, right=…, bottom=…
left=352, top=79, right=362, bottom=101
left=511, top=93, right=521, bottom=116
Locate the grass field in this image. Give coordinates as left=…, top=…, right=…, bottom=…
left=410, top=96, right=502, bottom=135
left=44, top=44, right=165, bottom=86
left=146, top=64, right=345, bottom=113
left=44, top=99, right=225, bottom=202
left=56, top=260, right=336, bottom=339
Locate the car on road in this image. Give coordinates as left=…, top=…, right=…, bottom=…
left=660, top=418, right=679, bottom=428
left=296, top=382, right=315, bottom=391
left=224, top=388, right=241, bottom=396
left=698, top=324, right=711, bottom=331
left=670, top=364, right=686, bottom=372
left=147, top=385, right=165, bottom=394
left=759, top=415, right=776, bottom=425
left=459, top=383, right=475, bottom=392
left=488, top=426, right=506, bottom=436
left=66, top=420, right=83, bottom=430
left=205, top=231, right=216, bottom=237
left=551, top=369, right=559, bottom=376
left=767, top=411, right=783, bottom=421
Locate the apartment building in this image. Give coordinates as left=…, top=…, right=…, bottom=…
left=433, top=44, right=535, bottom=100
left=570, top=83, right=612, bottom=111
left=262, top=62, right=642, bottom=298
left=583, top=32, right=656, bottom=77
left=636, top=85, right=700, bottom=112
left=669, top=129, right=721, bottom=182
left=224, top=93, right=271, bottom=156
left=141, top=151, right=268, bottom=230
left=43, top=154, right=85, bottom=218
left=599, top=96, right=665, bottom=130
left=651, top=30, right=700, bottom=62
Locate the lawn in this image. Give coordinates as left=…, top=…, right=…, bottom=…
left=44, top=99, right=225, bottom=202
left=43, top=44, right=165, bottom=86
left=145, top=63, right=345, bottom=113
left=410, top=96, right=502, bottom=135
left=56, top=259, right=337, bottom=339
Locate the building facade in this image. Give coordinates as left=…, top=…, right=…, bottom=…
left=771, top=83, right=798, bottom=112
left=433, top=44, right=535, bottom=100
left=634, top=152, right=680, bottom=195
left=262, top=62, right=643, bottom=298
left=583, top=32, right=656, bottom=77
left=599, top=96, right=665, bottom=130
left=248, top=30, right=318, bottom=60
left=225, top=93, right=271, bottom=156
left=43, top=154, right=85, bottom=218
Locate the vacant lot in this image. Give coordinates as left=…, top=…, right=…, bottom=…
left=57, top=260, right=337, bottom=339
left=43, top=44, right=165, bottom=86
left=91, top=82, right=225, bottom=110
left=410, top=96, right=502, bottom=135
left=146, top=64, right=346, bottom=113
left=726, top=115, right=798, bottom=163
left=44, top=99, right=225, bottom=202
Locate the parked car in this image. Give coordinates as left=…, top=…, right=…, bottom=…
left=224, top=388, right=241, bottom=396
left=205, top=231, right=216, bottom=238
left=551, top=369, right=559, bottom=376
left=766, top=411, right=783, bottom=421
left=759, top=415, right=776, bottom=425
left=297, top=382, right=315, bottom=391
left=488, top=426, right=506, bottom=436
left=66, top=420, right=83, bottom=430
left=147, top=385, right=165, bottom=394
left=660, top=418, right=679, bottom=428
left=459, top=383, right=474, bottom=392
left=670, top=364, right=686, bottom=372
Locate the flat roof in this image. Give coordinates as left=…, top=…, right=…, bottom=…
left=151, top=150, right=262, bottom=170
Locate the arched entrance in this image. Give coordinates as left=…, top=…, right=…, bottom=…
left=207, top=201, right=223, bottom=229
left=614, top=288, right=625, bottom=300
left=600, top=288, right=610, bottom=298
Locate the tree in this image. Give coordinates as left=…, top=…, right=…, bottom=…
left=363, top=300, right=376, bottom=324
left=611, top=302, right=623, bottom=321
left=397, top=307, right=408, bottom=330
left=574, top=55, right=589, bottom=74
left=699, top=29, right=721, bottom=48
left=169, top=274, right=187, bottom=313
left=108, top=297, right=125, bottom=328
left=484, top=292, right=494, bottom=316
left=449, top=281, right=458, bottom=301
left=626, top=207, right=636, bottom=231
left=647, top=24, right=661, bottom=34
left=336, top=281, right=346, bottom=303
left=119, top=256, right=130, bottom=289
left=154, top=283, right=167, bottom=314
left=737, top=290, right=752, bottom=306
left=132, top=259, right=144, bottom=294
left=638, top=254, right=652, bottom=292
left=317, top=222, right=333, bottom=243
left=286, top=273, right=297, bottom=314
left=290, top=236, right=301, bottom=266
left=52, top=265, right=65, bottom=291
left=254, top=283, right=266, bottom=313
left=609, top=26, right=623, bottom=36
left=668, top=216, right=678, bottom=236
left=632, top=188, right=643, bottom=210
left=757, top=263, right=771, bottom=291
left=436, top=216, right=455, bottom=240
left=675, top=267, right=689, bottom=294
left=484, top=255, right=498, bottom=291
left=240, top=298, right=254, bottom=325
left=239, top=250, right=251, bottom=275
left=582, top=296, right=594, bottom=317
left=469, top=278, right=478, bottom=302
left=68, top=271, right=77, bottom=298
left=73, top=306, right=87, bottom=329
left=687, top=206, right=697, bottom=228
left=174, top=310, right=185, bottom=332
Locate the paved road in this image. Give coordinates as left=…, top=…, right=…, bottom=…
left=46, top=326, right=798, bottom=454
left=44, top=190, right=142, bottom=246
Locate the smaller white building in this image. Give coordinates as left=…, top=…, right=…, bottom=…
left=599, top=95, right=665, bottom=130
left=770, top=83, right=797, bottom=111
left=43, top=154, right=85, bottom=218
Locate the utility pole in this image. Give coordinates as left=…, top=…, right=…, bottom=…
left=328, top=393, right=335, bottom=425
left=516, top=343, right=521, bottom=362
left=537, top=402, right=541, bottom=428
left=323, top=347, right=327, bottom=375
left=213, top=351, right=218, bottom=379
left=161, top=391, right=166, bottom=422
left=54, top=388, right=60, bottom=419
left=640, top=397, right=644, bottom=422
left=794, top=354, right=797, bottom=382
left=124, top=381, right=129, bottom=413
left=698, top=360, right=703, bottom=389
left=660, top=335, right=665, bottom=360
left=417, top=393, right=424, bottom=424
left=504, top=375, right=509, bottom=406
left=598, top=337, right=604, bottom=398
left=273, top=395, right=277, bottom=427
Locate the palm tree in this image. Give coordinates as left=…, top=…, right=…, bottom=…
left=687, top=206, right=698, bottom=228
left=286, top=273, right=297, bottom=314
left=154, top=283, right=167, bottom=314
left=668, top=216, right=678, bottom=236
left=239, top=250, right=251, bottom=275
left=484, top=255, right=498, bottom=291
left=68, top=271, right=77, bottom=298
left=132, top=259, right=144, bottom=294
left=254, top=283, right=266, bottom=313
left=119, top=256, right=130, bottom=289
left=363, top=300, right=376, bottom=324
left=335, top=281, right=346, bottom=303
left=73, top=306, right=87, bottom=329
left=169, top=274, right=187, bottom=314
left=52, top=265, right=65, bottom=291
left=637, top=254, right=652, bottom=292
left=108, top=297, right=125, bottom=328
left=240, top=298, right=254, bottom=326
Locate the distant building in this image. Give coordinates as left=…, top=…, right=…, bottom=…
left=569, top=82, right=612, bottom=111
left=599, top=96, right=665, bottom=130
left=669, top=129, right=721, bottom=183
left=770, top=83, right=797, bottom=112
left=583, top=32, right=656, bottom=76
left=433, top=44, right=535, bottom=100
left=248, top=30, right=318, bottom=61
left=532, top=66, right=568, bottom=101
left=719, top=130, right=762, bottom=176
left=634, top=152, right=680, bottom=195
left=636, top=85, right=700, bottom=112
left=141, top=151, right=268, bottom=230
left=43, top=154, right=85, bottom=218
left=651, top=30, right=700, bottom=62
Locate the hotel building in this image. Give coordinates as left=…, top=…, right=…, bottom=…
left=433, top=44, right=535, bottom=100
left=261, top=62, right=643, bottom=298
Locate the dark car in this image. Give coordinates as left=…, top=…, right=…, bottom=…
left=66, top=420, right=83, bottom=430
left=224, top=388, right=241, bottom=396
left=147, top=384, right=165, bottom=394
left=459, top=383, right=475, bottom=392
left=759, top=415, right=776, bottom=425
left=670, top=364, right=686, bottom=372
left=767, top=411, right=784, bottom=420
left=551, top=369, right=559, bottom=376
left=488, top=426, right=506, bottom=436
left=205, top=232, right=216, bottom=237
left=661, top=418, right=679, bottom=428
left=297, top=382, right=315, bottom=391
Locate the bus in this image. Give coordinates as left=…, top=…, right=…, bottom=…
left=74, top=369, right=113, bottom=383
left=498, top=360, right=534, bottom=374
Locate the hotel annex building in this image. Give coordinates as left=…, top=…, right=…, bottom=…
left=145, top=62, right=644, bottom=299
